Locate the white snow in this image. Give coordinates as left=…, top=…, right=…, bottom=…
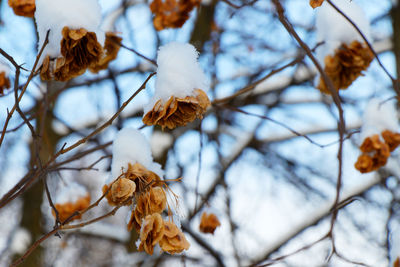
left=109, top=128, right=164, bottom=183
left=144, top=42, right=208, bottom=113
left=315, top=0, right=371, bottom=65
left=0, top=62, right=10, bottom=75
left=360, top=99, right=399, bottom=142
left=10, top=228, right=31, bottom=255
left=390, top=226, right=400, bottom=266
left=151, top=131, right=173, bottom=158
left=55, top=182, right=89, bottom=204
left=35, top=0, right=105, bottom=64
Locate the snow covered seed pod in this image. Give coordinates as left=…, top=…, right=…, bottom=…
left=35, top=0, right=120, bottom=81
left=315, top=0, right=373, bottom=94
left=143, top=42, right=210, bottom=130
left=354, top=99, right=400, bottom=173
left=52, top=182, right=91, bottom=222
left=150, top=0, right=201, bottom=31
left=310, top=0, right=324, bottom=9
left=0, top=63, right=11, bottom=95
left=8, top=0, right=35, bottom=17
left=199, top=212, right=221, bottom=234
left=159, top=220, right=190, bottom=254
left=104, top=128, right=164, bottom=206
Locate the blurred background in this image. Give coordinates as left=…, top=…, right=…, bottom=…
left=0, top=0, right=398, bottom=266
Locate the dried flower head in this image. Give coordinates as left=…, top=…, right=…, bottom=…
left=138, top=213, right=165, bottom=255
left=310, top=0, right=324, bottom=9
left=199, top=212, right=221, bottom=234
left=128, top=186, right=167, bottom=232
left=143, top=88, right=210, bottom=130
left=382, top=130, right=400, bottom=152
left=150, top=0, right=201, bottom=31
left=159, top=220, right=190, bottom=254
left=8, top=0, right=35, bottom=17
left=317, top=41, right=374, bottom=94
left=103, top=178, right=136, bottom=206
left=355, top=134, right=390, bottom=173
left=41, top=26, right=103, bottom=81
left=89, top=32, right=122, bottom=73
left=0, top=71, right=11, bottom=95
left=52, top=194, right=90, bottom=222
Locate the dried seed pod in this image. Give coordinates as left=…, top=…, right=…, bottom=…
left=89, top=32, right=122, bottom=73
left=150, top=0, right=201, bottom=31
left=52, top=194, right=91, bottom=222
left=317, top=41, right=373, bottom=94
left=138, top=213, right=165, bottom=255
left=143, top=89, right=210, bottom=130
left=310, top=0, right=324, bottom=9
left=8, top=0, right=35, bottom=17
left=159, top=220, right=190, bottom=254
left=355, top=134, right=390, bottom=173
left=40, top=26, right=103, bottom=81
left=199, top=212, right=221, bottom=234
left=381, top=130, right=400, bottom=152
left=0, top=71, right=11, bottom=95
